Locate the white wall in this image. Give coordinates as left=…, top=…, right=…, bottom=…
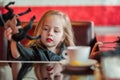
left=1, top=0, right=120, bottom=6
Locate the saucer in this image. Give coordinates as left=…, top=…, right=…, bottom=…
left=62, top=59, right=97, bottom=75
left=69, top=59, right=97, bottom=67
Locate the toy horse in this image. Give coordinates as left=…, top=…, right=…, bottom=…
left=12, top=16, right=41, bottom=41
left=0, top=1, right=40, bottom=41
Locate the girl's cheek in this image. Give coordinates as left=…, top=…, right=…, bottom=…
left=41, top=31, right=48, bottom=36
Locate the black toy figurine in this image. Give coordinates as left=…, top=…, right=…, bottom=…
left=12, top=16, right=41, bottom=41
left=0, top=1, right=40, bottom=41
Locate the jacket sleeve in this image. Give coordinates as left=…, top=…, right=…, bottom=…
left=16, top=43, right=65, bottom=61
left=46, top=50, right=64, bottom=61
left=16, top=43, right=36, bottom=61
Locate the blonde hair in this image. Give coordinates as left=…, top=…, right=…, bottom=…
left=27, top=10, right=75, bottom=47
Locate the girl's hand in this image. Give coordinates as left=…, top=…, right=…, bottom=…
left=90, top=42, right=103, bottom=58
left=4, top=16, right=22, bottom=41
left=5, top=17, right=19, bottom=34
left=4, top=27, right=13, bottom=41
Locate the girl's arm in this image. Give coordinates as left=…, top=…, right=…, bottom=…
left=5, top=19, right=35, bottom=60
left=5, top=27, right=35, bottom=60
left=10, top=40, right=20, bottom=58
left=90, top=42, right=103, bottom=58
left=5, top=26, right=20, bottom=59
left=5, top=18, right=21, bottom=59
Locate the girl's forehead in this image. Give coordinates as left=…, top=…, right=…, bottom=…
left=45, top=15, right=65, bottom=22
left=43, top=15, right=65, bottom=28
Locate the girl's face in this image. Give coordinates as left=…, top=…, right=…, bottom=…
left=41, top=15, right=65, bottom=48
left=40, top=63, right=63, bottom=80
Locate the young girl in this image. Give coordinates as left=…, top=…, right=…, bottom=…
left=5, top=10, right=75, bottom=61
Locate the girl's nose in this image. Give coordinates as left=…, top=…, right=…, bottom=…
left=48, top=29, right=54, bottom=36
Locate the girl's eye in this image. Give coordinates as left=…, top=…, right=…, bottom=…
left=54, top=30, right=59, bottom=33
left=43, top=27, right=48, bottom=31
left=54, top=29, right=60, bottom=33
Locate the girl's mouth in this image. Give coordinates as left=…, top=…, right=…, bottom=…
left=47, top=38, right=53, bottom=42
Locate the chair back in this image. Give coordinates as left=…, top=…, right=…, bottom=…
left=72, top=21, right=94, bottom=46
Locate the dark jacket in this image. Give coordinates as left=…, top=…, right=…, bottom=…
left=16, top=43, right=66, bottom=61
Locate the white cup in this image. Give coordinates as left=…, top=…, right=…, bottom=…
left=62, top=46, right=91, bottom=63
